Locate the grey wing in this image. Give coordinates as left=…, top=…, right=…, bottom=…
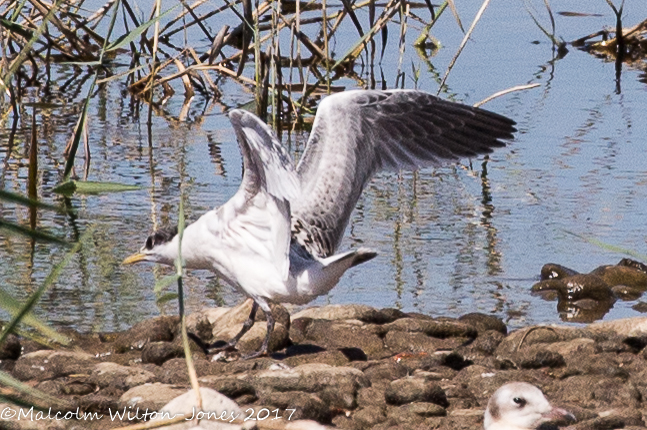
left=228, top=109, right=299, bottom=202
left=291, top=89, right=516, bottom=257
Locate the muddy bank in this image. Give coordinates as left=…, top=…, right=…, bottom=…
left=3, top=302, right=647, bottom=429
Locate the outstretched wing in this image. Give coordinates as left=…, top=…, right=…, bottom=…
left=229, top=109, right=299, bottom=203
left=291, top=89, right=516, bottom=257
left=222, top=110, right=299, bottom=282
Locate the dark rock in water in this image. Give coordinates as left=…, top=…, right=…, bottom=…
left=618, top=258, right=647, bottom=273
left=0, top=333, right=21, bottom=360
left=113, top=315, right=178, bottom=353
left=533, top=274, right=613, bottom=301
left=385, top=377, right=448, bottom=407
left=458, top=313, right=507, bottom=335
left=612, top=284, right=645, bottom=300
left=541, top=263, right=580, bottom=280
left=591, top=264, right=647, bottom=289
left=632, top=301, right=647, bottom=313
left=557, top=298, right=616, bottom=323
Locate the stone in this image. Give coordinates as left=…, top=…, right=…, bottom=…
left=13, top=350, right=98, bottom=381
left=258, top=391, right=330, bottom=422
left=152, top=387, right=242, bottom=430
left=198, top=375, right=256, bottom=400
left=384, top=318, right=477, bottom=339
left=113, top=315, right=179, bottom=353
left=251, top=363, right=370, bottom=396
left=141, top=341, right=184, bottom=365
left=294, top=319, right=389, bottom=359
left=119, top=383, right=188, bottom=412
left=385, top=377, right=448, bottom=407
left=282, top=349, right=350, bottom=367
left=0, top=333, right=21, bottom=360
left=352, top=407, right=388, bottom=428
left=89, top=362, right=156, bottom=391
left=458, top=313, right=507, bottom=335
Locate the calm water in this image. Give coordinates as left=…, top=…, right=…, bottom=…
left=1, top=1, right=646, bottom=332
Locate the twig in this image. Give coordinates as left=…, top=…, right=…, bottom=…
left=474, top=83, right=540, bottom=107
left=437, top=0, right=491, bottom=94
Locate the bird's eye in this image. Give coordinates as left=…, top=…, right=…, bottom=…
left=145, top=235, right=154, bottom=250
left=513, top=397, right=526, bottom=407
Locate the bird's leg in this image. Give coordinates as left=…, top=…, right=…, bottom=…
left=207, top=301, right=258, bottom=353
left=242, top=300, right=274, bottom=360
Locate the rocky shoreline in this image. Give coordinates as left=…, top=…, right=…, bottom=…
left=2, top=301, right=647, bottom=429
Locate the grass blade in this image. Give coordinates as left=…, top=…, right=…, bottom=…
left=53, top=180, right=141, bottom=196
left=0, top=220, right=68, bottom=244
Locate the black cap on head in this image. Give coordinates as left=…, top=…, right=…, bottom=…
left=144, top=226, right=178, bottom=250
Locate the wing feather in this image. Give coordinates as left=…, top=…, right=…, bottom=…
left=291, top=89, right=516, bottom=257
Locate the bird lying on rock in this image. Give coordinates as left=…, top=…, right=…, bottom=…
left=123, top=89, right=516, bottom=359
left=484, top=382, right=575, bottom=430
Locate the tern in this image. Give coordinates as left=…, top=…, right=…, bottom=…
left=123, top=89, right=516, bottom=358
left=484, top=382, right=575, bottom=430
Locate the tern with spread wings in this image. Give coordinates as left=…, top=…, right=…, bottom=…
left=123, top=89, right=516, bottom=358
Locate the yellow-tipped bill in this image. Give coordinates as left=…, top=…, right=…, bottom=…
left=122, top=253, right=147, bottom=265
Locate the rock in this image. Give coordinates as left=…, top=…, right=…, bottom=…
left=540, top=263, right=580, bottom=280
left=458, top=313, right=507, bottom=335
left=198, top=375, right=256, bottom=401
left=237, top=319, right=290, bottom=355
left=384, top=377, right=448, bottom=407
left=13, top=350, right=98, bottom=381
left=141, top=341, right=184, bottom=365
left=283, top=349, right=350, bottom=367
left=294, top=319, right=389, bottom=359
left=0, top=333, right=21, bottom=360
left=157, top=358, right=224, bottom=385
left=251, top=363, right=370, bottom=397
left=363, top=361, right=409, bottom=384
left=551, top=375, right=641, bottom=408
left=631, top=301, right=647, bottom=313
left=292, top=304, right=381, bottom=322
left=285, top=421, right=337, bottom=430
left=120, top=383, right=189, bottom=412
left=152, top=387, right=242, bottom=430
left=384, top=318, right=477, bottom=339
left=352, top=407, right=388, bottom=428
left=591, top=264, right=647, bottom=288
left=589, top=317, right=647, bottom=338
left=384, top=330, right=446, bottom=354
left=357, top=386, right=387, bottom=408
left=258, top=391, right=330, bottom=422
left=113, top=316, right=179, bottom=353
left=462, top=330, right=505, bottom=356
left=532, top=274, right=614, bottom=302
left=398, top=402, right=446, bottom=417
left=89, top=362, right=156, bottom=391
left=204, top=300, right=290, bottom=355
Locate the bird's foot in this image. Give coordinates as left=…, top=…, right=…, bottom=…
left=241, top=347, right=268, bottom=360
left=206, top=340, right=239, bottom=355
